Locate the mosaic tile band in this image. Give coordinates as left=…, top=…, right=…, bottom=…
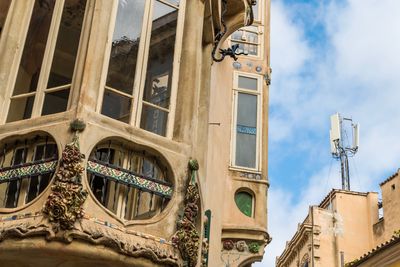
left=86, top=160, right=173, bottom=198
left=0, top=160, right=58, bottom=183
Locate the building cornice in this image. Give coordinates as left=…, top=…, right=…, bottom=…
left=276, top=222, right=312, bottom=266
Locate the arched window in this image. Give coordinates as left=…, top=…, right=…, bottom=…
left=235, top=190, right=254, bottom=217
left=6, top=0, right=87, bottom=122
left=86, top=139, right=173, bottom=220
left=101, top=0, right=182, bottom=137
left=0, top=134, right=58, bottom=209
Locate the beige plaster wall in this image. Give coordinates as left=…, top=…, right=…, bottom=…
left=376, top=172, right=400, bottom=244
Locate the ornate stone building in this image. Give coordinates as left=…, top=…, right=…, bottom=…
left=276, top=169, right=400, bottom=267
left=0, top=0, right=270, bottom=266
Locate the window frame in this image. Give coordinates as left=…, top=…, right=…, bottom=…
left=87, top=141, right=172, bottom=221
left=230, top=25, right=263, bottom=59
left=97, top=0, right=186, bottom=139
left=1, top=0, right=89, bottom=124
left=0, top=137, right=58, bottom=210
left=230, top=71, right=263, bottom=172
left=234, top=189, right=255, bottom=218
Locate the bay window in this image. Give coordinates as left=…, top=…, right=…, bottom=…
left=101, top=0, right=182, bottom=137
left=6, top=0, right=87, bottom=123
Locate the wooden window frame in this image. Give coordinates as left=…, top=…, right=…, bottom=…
left=0, top=0, right=89, bottom=124
left=97, top=0, right=186, bottom=139
left=230, top=71, right=263, bottom=173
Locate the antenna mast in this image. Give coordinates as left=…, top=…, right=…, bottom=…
left=329, top=113, right=359, bottom=190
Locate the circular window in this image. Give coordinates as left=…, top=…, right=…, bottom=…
left=235, top=191, right=254, bottom=217
left=86, top=139, right=173, bottom=220
left=0, top=134, right=58, bottom=209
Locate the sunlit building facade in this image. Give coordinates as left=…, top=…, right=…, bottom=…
left=0, top=0, right=270, bottom=266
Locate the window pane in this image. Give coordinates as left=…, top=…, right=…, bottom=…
left=163, top=0, right=180, bottom=6
left=0, top=0, right=12, bottom=37
left=142, top=1, right=178, bottom=110
left=235, top=191, right=253, bottom=217
left=140, top=105, right=168, bottom=136
left=6, top=96, right=35, bottom=123
left=237, top=93, right=257, bottom=127
left=13, top=0, right=56, bottom=96
left=238, top=76, right=258, bottom=90
left=105, top=0, right=146, bottom=95
left=252, top=2, right=259, bottom=21
left=143, top=72, right=171, bottom=108
left=101, top=90, right=131, bottom=123
left=235, top=93, right=257, bottom=168
left=47, top=0, right=87, bottom=89
left=42, top=89, right=70, bottom=115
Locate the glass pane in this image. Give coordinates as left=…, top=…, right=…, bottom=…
left=237, top=93, right=257, bottom=127
left=6, top=96, right=35, bottom=122
left=236, top=132, right=257, bottom=168
left=235, top=192, right=253, bottom=217
left=0, top=0, right=12, bottom=36
left=142, top=1, right=178, bottom=110
left=231, top=30, right=243, bottom=41
left=101, top=90, right=131, bottom=123
left=41, top=89, right=70, bottom=115
left=233, top=42, right=258, bottom=56
left=238, top=76, right=258, bottom=90
left=13, top=0, right=56, bottom=96
left=47, top=0, right=87, bottom=89
left=163, top=0, right=180, bottom=6
left=235, top=93, right=257, bottom=168
left=140, top=105, right=168, bottom=136
left=105, top=0, right=146, bottom=95
left=252, top=2, right=259, bottom=22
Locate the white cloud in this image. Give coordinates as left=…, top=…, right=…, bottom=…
left=257, top=0, right=400, bottom=266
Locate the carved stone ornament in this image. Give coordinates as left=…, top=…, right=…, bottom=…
left=0, top=215, right=179, bottom=266
left=172, top=159, right=201, bottom=267
left=43, top=134, right=88, bottom=231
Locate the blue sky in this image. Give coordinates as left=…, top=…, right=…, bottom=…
left=255, top=0, right=400, bottom=266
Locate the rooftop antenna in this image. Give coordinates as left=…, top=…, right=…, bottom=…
left=329, top=113, right=359, bottom=190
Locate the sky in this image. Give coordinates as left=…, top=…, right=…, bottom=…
left=255, top=0, right=400, bottom=266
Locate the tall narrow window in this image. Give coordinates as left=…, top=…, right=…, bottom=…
left=140, top=1, right=178, bottom=136
left=6, top=0, right=86, bottom=123
left=232, top=73, right=262, bottom=170
left=101, top=0, right=146, bottom=123
left=101, top=0, right=182, bottom=137
left=0, top=0, right=12, bottom=37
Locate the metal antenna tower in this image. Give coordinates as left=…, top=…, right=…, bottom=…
left=329, top=113, right=359, bottom=190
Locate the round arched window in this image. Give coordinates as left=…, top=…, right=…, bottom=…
left=0, top=134, right=58, bottom=209
left=86, top=139, right=173, bottom=220
left=235, top=191, right=254, bottom=217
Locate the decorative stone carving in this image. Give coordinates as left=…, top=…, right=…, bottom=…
left=236, top=240, right=248, bottom=252
left=223, top=240, right=235, bottom=250
left=43, top=135, right=88, bottom=231
left=0, top=213, right=180, bottom=266
left=222, top=239, right=261, bottom=254
left=172, top=159, right=201, bottom=267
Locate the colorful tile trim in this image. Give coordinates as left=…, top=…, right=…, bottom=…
left=0, top=160, right=58, bottom=183
left=237, top=124, right=257, bottom=135
left=87, top=160, right=173, bottom=198
left=0, top=211, right=42, bottom=222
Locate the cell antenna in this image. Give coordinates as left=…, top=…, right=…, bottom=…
left=329, top=113, right=359, bottom=190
